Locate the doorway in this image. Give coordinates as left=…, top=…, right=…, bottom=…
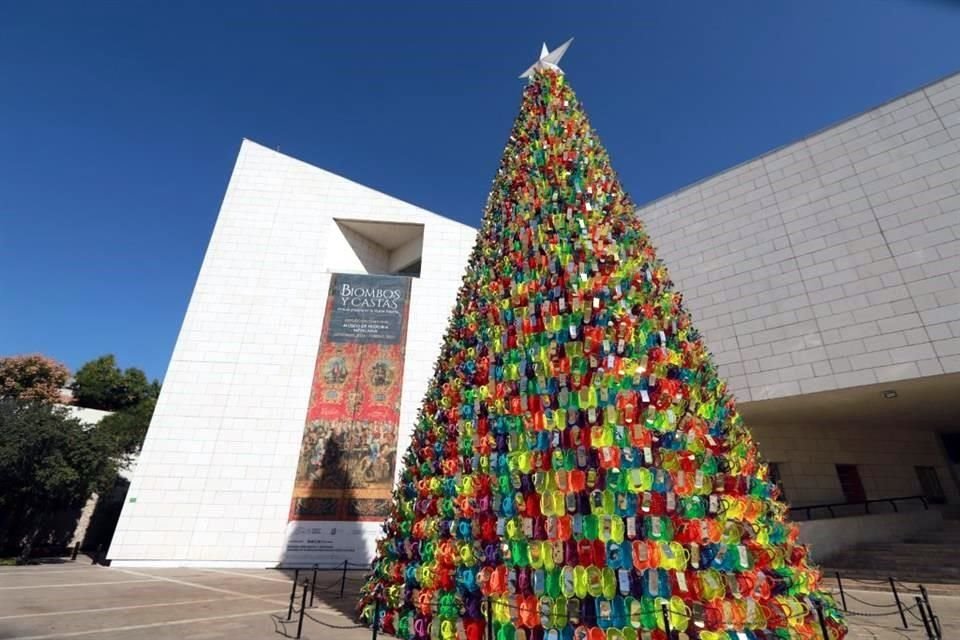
left=835, top=464, right=866, bottom=504
left=915, top=465, right=946, bottom=504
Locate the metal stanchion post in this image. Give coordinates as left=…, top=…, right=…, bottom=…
left=310, top=565, right=318, bottom=607
left=296, top=580, right=308, bottom=639
left=371, top=584, right=384, bottom=640
left=917, top=584, right=943, bottom=639
left=71, top=542, right=80, bottom=561
left=340, top=559, right=349, bottom=599
left=660, top=602, right=672, bottom=639
left=91, top=544, right=102, bottom=565
left=287, top=569, right=300, bottom=621
left=889, top=577, right=908, bottom=630
left=815, top=601, right=829, bottom=640
left=916, top=596, right=935, bottom=639
left=371, top=597, right=381, bottom=640
left=919, top=585, right=941, bottom=639
left=834, top=572, right=847, bottom=611
left=486, top=596, right=494, bottom=640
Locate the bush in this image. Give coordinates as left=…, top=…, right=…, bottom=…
left=0, top=399, right=119, bottom=558
left=98, top=396, right=157, bottom=457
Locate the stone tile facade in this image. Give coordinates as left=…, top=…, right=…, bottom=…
left=109, top=140, right=475, bottom=565
left=639, top=72, right=960, bottom=402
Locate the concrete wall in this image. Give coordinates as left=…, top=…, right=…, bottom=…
left=62, top=405, right=112, bottom=425
left=639, top=72, right=960, bottom=403
left=751, top=422, right=957, bottom=507
left=798, top=509, right=943, bottom=562
left=108, top=140, right=476, bottom=565
left=390, top=235, right=424, bottom=273
left=331, top=222, right=391, bottom=273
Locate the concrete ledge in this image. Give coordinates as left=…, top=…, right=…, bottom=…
left=799, top=508, right=943, bottom=562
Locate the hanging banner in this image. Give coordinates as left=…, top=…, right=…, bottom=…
left=283, top=273, right=411, bottom=564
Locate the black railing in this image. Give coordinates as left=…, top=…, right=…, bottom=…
left=827, top=571, right=941, bottom=638
left=789, top=495, right=928, bottom=520
left=268, top=564, right=944, bottom=639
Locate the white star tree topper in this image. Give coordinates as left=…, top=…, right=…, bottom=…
left=519, top=38, right=574, bottom=79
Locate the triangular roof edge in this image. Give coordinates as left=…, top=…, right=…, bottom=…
left=238, top=138, right=475, bottom=232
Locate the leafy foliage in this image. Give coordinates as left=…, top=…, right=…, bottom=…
left=0, top=399, right=119, bottom=556
left=97, top=396, right=157, bottom=457
left=0, top=354, right=70, bottom=403
left=72, top=355, right=160, bottom=411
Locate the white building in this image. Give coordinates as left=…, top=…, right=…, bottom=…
left=110, top=71, right=960, bottom=567
left=640, top=71, right=960, bottom=511
left=108, top=139, right=475, bottom=566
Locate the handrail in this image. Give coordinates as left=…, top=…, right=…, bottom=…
left=788, top=495, right=928, bottom=520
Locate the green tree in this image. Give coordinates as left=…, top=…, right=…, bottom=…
left=72, top=355, right=159, bottom=411
left=98, top=396, right=157, bottom=457
left=0, top=354, right=70, bottom=403
left=0, top=399, right=119, bottom=558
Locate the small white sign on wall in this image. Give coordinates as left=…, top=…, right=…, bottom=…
left=282, top=520, right=379, bottom=566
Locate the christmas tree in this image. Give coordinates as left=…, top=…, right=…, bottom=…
left=359, top=41, right=845, bottom=640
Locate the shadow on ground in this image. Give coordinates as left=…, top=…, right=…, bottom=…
left=266, top=568, right=370, bottom=638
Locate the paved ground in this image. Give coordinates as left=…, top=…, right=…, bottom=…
left=0, top=562, right=368, bottom=640
left=0, top=562, right=955, bottom=639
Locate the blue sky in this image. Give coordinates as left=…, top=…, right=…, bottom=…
left=1, top=1, right=959, bottom=381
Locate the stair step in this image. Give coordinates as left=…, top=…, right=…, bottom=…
left=840, top=542, right=959, bottom=550
left=829, top=558, right=955, bottom=564
left=828, top=568, right=960, bottom=575
left=817, top=522, right=960, bottom=587
left=821, top=574, right=960, bottom=594
left=824, top=567, right=960, bottom=578
left=827, top=558, right=960, bottom=570
left=830, top=544, right=958, bottom=556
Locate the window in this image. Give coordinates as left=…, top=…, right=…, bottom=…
left=835, top=464, right=866, bottom=504
left=915, top=466, right=946, bottom=504
left=332, top=219, right=425, bottom=278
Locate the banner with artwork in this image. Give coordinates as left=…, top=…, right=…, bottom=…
left=288, top=273, right=411, bottom=526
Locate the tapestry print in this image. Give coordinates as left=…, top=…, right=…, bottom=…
left=289, top=273, right=411, bottom=522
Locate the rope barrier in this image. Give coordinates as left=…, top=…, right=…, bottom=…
left=278, top=563, right=370, bottom=571
left=906, top=604, right=926, bottom=623
left=841, top=591, right=901, bottom=608
left=295, top=568, right=940, bottom=638
left=894, top=581, right=922, bottom=594
left=839, top=575, right=890, bottom=586
left=314, top=578, right=351, bottom=592
left=841, top=608, right=911, bottom=618
left=309, top=566, right=914, bottom=631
